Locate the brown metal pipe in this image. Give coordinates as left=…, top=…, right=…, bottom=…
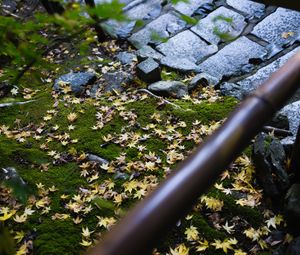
left=87, top=51, right=300, bottom=255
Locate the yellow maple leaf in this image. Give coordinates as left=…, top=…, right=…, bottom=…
left=0, top=210, right=16, bottom=221
left=211, top=239, right=235, bottom=253
left=82, top=227, right=94, bottom=238
left=14, top=231, right=25, bottom=243
left=169, top=244, right=189, bottom=255
left=196, top=239, right=209, bottom=252
left=67, top=112, right=78, bottom=123
left=14, top=214, right=27, bottom=223
left=184, top=226, right=199, bottom=241
left=201, top=196, right=224, bottom=211
left=80, top=239, right=92, bottom=247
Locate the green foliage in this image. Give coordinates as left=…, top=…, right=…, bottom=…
left=0, top=0, right=127, bottom=85
left=179, top=14, right=198, bottom=25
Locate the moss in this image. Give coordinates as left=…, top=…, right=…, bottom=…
left=0, top=91, right=52, bottom=125
left=206, top=188, right=263, bottom=227
left=34, top=219, right=82, bottom=255
left=169, top=97, right=237, bottom=125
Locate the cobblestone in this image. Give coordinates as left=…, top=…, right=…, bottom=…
left=226, top=0, right=265, bottom=18
left=236, top=47, right=300, bottom=98
left=129, top=13, right=187, bottom=48
left=101, top=0, right=300, bottom=106
left=198, top=36, right=267, bottom=80
left=172, top=0, right=212, bottom=16
left=252, top=8, right=300, bottom=47
left=191, top=6, right=246, bottom=45
left=156, top=30, right=218, bottom=63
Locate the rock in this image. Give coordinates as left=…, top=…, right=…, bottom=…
left=251, top=8, right=300, bottom=47
left=253, top=133, right=290, bottom=202
left=2, top=0, right=17, bottom=12
left=102, top=71, right=132, bottom=92
left=87, top=154, right=109, bottom=165
left=113, top=171, right=130, bottom=180
left=268, top=113, right=290, bottom=131
left=191, top=6, right=246, bottom=45
left=220, top=82, right=243, bottom=99
left=198, top=36, right=267, bottom=80
left=136, top=46, right=163, bottom=62
left=148, top=81, right=188, bottom=98
left=102, top=21, right=136, bottom=39
left=188, top=73, right=220, bottom=92
left=286, top=237, right=300, bottom=255
left=129, top=13, right=187, bottom=48
left=172, top=0, right=213, bottom=16
left=136, top=58, right=161, bottom=83
left=1, top=167, right=30, bottom=202
left=53, top=72, right=96, bottom=96
left=160, top=56, right=199, bottom=73
left=116, top=52, right=136, bottom=65
left=285, top=185, right=300, bottom=235
left=237, top=47, right=300, bottom=99
left=226, top=0, right=265, bottom=18
left=101, top=0, right=163, bottom=39
left=156, top=30, right=218, bottom=63
left=280, top=101, right=300, bottom=137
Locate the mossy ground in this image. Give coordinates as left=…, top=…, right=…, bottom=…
left=0, top=71, right=285, bottom=255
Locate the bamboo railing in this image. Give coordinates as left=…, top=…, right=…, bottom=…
left=86, top=1, right=300, bottom=254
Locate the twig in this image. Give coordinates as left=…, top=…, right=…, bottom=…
left=137, top=89, right=182, bottom=109
left=262, top=125, right=293, bottom=137
left=2, top=9, right=22, bottom=19
left=0, top=100, right=36, bottom=108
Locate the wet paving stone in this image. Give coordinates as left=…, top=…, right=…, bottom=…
left=226, top=0, right=265, bottom=18
left=191, top=6, right=246, bottom=45
left=160, top=56, right=199, bottom=72
left=102, top=0, right=163, bottom=38
left=136, top=45, right=164, bottom=61
left=198, top=36, right=267, bottom=80
left=156, top=30, right=218, bottom=63
left=251, top=8, right=300, bottom=47
left=172, top=0, right=213, bottom=16
left=129, top=13, right=187, bottom=48
left=236, top=47, right=300, bottom=98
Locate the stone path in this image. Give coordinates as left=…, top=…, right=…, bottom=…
left=101, top=0, right=300, bottom=91
left=100, top=0, right=300, bottom=144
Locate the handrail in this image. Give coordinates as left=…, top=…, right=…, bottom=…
left=86, top=50, right=300, bottom=255
left=86, top=2, right=300, bottom=254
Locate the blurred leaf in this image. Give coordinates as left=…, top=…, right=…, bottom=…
left=180, top=14, right=198, bottom=25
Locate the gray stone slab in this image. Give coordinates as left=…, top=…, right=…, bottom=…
left=156, top=30, right=218, bottom=63
left=280, top=100, right=300, bottom=137
left=136, top=46, right=163, bottom=61
left=191, top=6, right=246, bottom=45
left=237, top=47, right=300, bottom=97
left=54, top=72, right=96, bottom=96
left=172, top=0, right=213, bottom=16
left=198, top=36, right=267, bottom=80
left=129, top=13, right=187, bottom=48
left=251, top=8, right=300, bottom=47
left=160, top=56, right=199, bottom=73
left=136, top=58, right=161, bottom=83
left=125, top=0, right=162, bottom=20
left=148, top=81, right=188, bottom=98
left=102, top=0, right=163, bottom=38
left=226, top=0, right=265, bottom=18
